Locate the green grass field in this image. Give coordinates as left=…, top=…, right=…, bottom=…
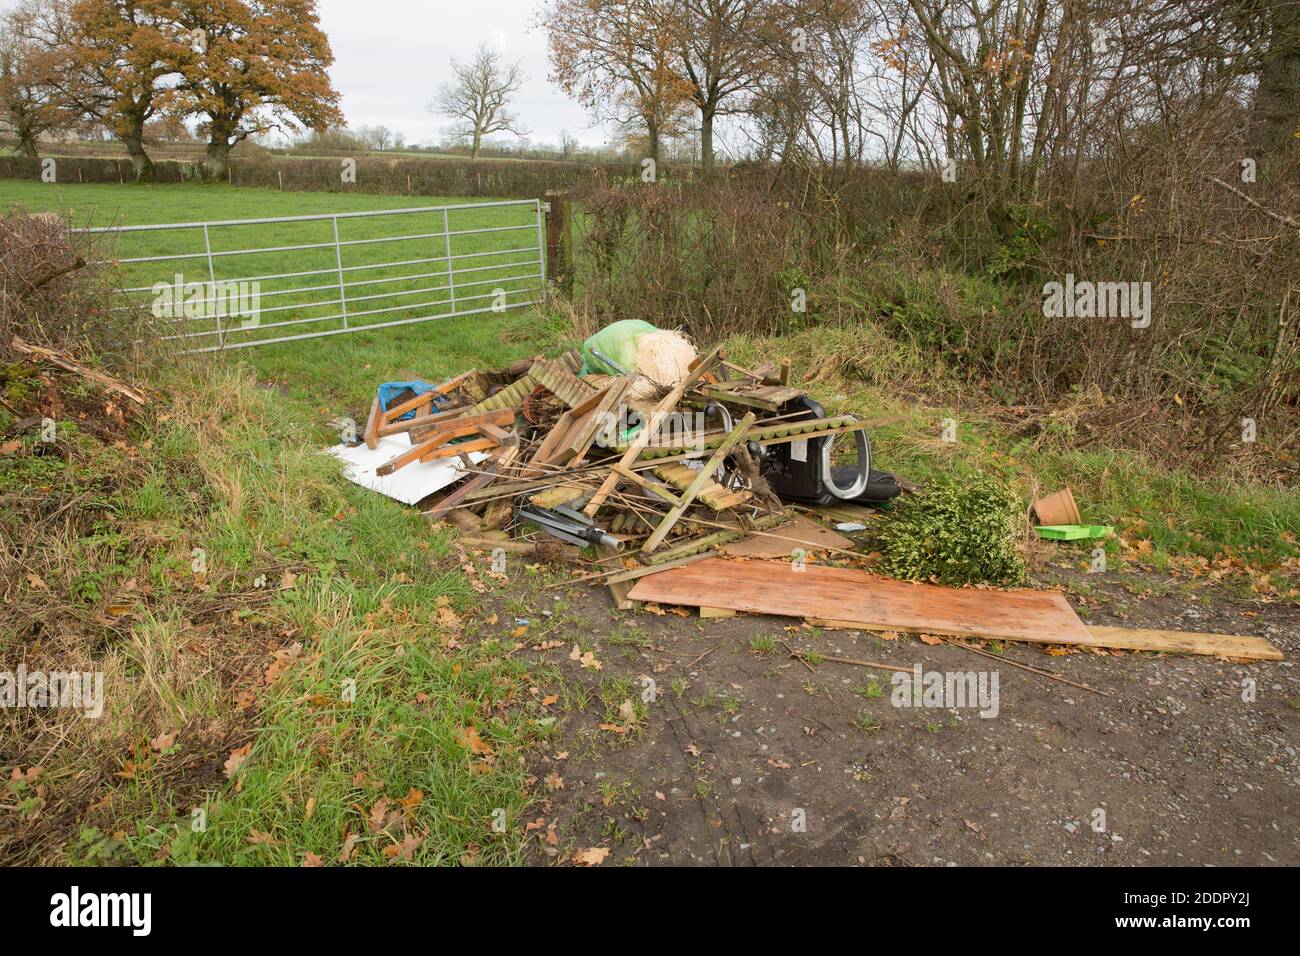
left=1, top=179, right=544, bottom=354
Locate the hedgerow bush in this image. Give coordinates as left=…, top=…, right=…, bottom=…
left=877, top=471, right=1027, bottom=587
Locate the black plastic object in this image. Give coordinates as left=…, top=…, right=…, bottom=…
left=763, top=397, right=899, bottom=506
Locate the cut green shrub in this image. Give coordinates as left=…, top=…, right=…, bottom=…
left=877, top=471, right=1027, bottom=587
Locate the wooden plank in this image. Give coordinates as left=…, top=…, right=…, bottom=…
left=597, top=543, right=637, bottom=611
left=641, top=413, right=755, bottom=554
left=420, top=437, right=498, bottom=463
left=1084, top=626, right=1284, bottom=661
left=700, top=607, right=736, bottom=619
left=382, top=388, right=437, bottom=423
left=721, top=514, right=853, bottom=558
left=566, top=378, right=630, bottom=465
left=407, top=407, right=515, bottom=443
left=362, top=396, right=381, bottom=450
left=375, top=431, right=453, bottom=476
left=423, top=448, right=518, bottom=521
left=603, top=551, right=716, bottom=584
left=628, top=558, right=1093, bottom=646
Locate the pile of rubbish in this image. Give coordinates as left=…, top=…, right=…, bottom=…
left=332, top=321, right=899, bottom=579
left=326, top=320, right=1283, bottom=663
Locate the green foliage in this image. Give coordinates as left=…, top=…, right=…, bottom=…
left=986, top=204, right=1059, bottom=278
left=877, top=471, right=1027, bottom=587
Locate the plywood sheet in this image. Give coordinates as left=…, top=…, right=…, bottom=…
left=628, top=558, right=1092, bottom=645
left=1084, top=626, right=1283, bottom=661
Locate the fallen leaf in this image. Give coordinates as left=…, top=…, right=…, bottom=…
left=368, top=797, right=393, bottom=834
left=337, top=833, right=361, bottom=864
left=387, top=830, right=425, bottom=863
left=571, top=847, right=610, bottom=866
left=302, top=851, right=325, bottom=867
left=456, top=725, right=495, bottom=756
left=150, top=731, right=176, bottom=753
left=223, top=743, right=253, bottom=779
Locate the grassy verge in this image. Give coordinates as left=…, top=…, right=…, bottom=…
left=1, top=310, right=559, bottom=864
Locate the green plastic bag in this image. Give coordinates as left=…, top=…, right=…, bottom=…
left=580, top=320, right=658, bottom=376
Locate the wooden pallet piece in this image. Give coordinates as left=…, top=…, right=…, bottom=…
left=641, top=413, right=755, bottom=554
left=651, top=462, right=750, bottom=511
left=531, top=379, right=621, bottom=466
left=531, top=358, right=598, bottom=409
left=584, top=348, right=724, bottom=516
left=566, top=378, right=631, bottom=465
left=700, top=383, right=807, bottom=411
left=376, top=408, right=514, bottom=476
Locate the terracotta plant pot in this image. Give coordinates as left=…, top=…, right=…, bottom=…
left=1033, top=487, right=1081, bottom=526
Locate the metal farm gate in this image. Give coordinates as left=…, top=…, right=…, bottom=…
left=86, top=199, right=546, bottom=354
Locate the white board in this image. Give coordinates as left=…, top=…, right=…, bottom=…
left=327, top=434, right=488, bottom=505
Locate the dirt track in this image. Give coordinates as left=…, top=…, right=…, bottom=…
left=509, top=561, right=1299, bottom=866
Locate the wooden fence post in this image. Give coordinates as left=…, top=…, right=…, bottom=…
left=543, top=189, right=572, bottom=299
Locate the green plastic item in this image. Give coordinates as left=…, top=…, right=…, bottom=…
left=581, top=319, right=659, bottom=376
left=1035, top=524, right=1114, bottom=541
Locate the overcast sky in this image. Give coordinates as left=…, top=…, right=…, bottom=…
left=317, top=0, right=606, bottom=148
left=1, top=0, right=611, bottom=148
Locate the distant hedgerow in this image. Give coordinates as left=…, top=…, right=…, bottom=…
left=877, top=471, right=1027, bottom=587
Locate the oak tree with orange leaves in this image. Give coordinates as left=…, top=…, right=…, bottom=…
left=17, top=0, right=181, bottom=180
left=170, top=0, right=343, bottom=179
left=0, top=2, right=72, bottom=158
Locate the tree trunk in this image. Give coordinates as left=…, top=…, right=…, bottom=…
left=699, top=108, right=715, bottom=175
left=18, top=129, right=38, bottom=159
left=206, top=139, right=231, bottom=182
left=646, top=120, right=660, bottom=166
left=123, top=131, right=157, bottom=183
left=471, top=129, right=482, bottom=160
left=1253, top=1, right=1300, bottom=153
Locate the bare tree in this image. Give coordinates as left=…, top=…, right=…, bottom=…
left=670, top=0, right=769, bottom=174
left=432, top=43, right=529, bottom=159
